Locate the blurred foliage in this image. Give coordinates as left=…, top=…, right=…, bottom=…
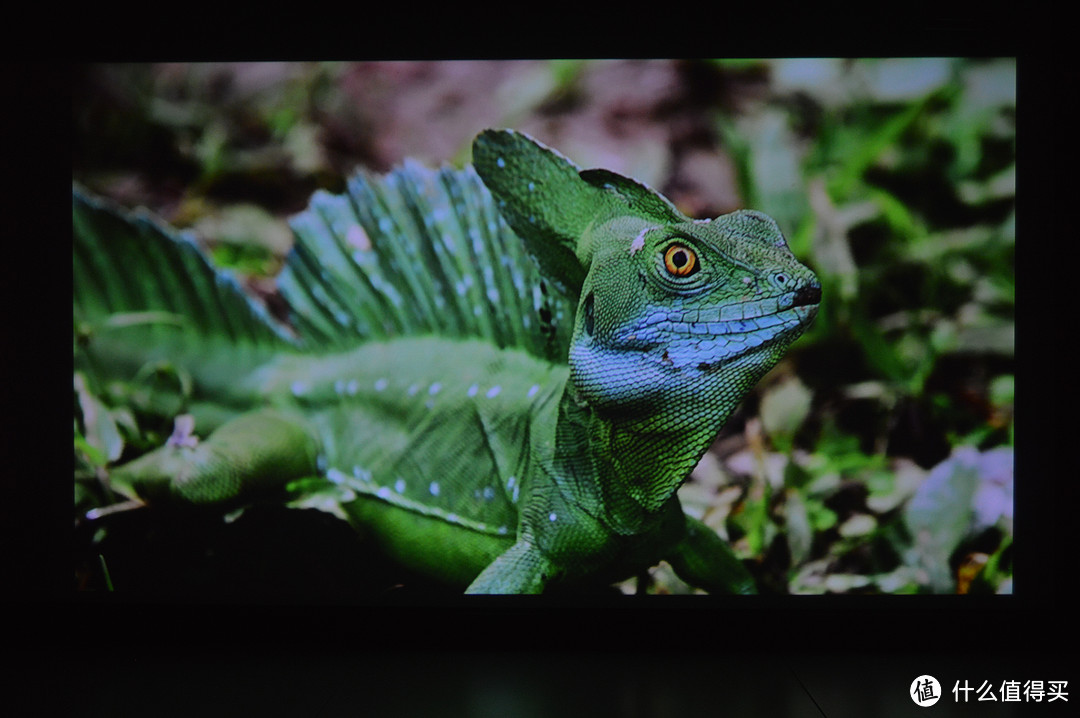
left=672, top=57, right=1015, bottom=595
left=74, top=59, right=1014, bottom=595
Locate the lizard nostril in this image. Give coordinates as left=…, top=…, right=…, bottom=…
left=793, top=283, right=822, bottom=308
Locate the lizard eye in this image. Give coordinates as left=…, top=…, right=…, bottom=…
left=663, top=243, right=698, bottom=277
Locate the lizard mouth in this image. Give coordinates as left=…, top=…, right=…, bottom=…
left=619, top=280, right=822, bottom=371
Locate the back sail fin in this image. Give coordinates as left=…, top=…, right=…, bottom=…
left=74, top=141, right=579, bottom=404
left=73, top=187, right=297, bottom=414
left=279, top=160, right=575, bottom=362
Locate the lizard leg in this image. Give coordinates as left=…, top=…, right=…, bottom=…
left=107, top=409, right=322, bottom=509
left=665, top=515, right=757, bottom=595
left=465, top=539, right=556, bottom=594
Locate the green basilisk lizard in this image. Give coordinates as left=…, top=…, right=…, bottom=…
left=73, top=129, right=820, bottom=594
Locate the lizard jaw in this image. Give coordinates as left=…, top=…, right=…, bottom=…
left=616, top=281, right=821, bottom=372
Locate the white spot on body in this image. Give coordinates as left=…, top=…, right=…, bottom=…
left=395, top=478, right=406, bottom=494
left=527, top=384, right=540, bottom=399
left=429, top=482, right=440, bottom=496
left=429, top=382, right=442, bottom=395
left=377, top=486, right=391, bottom=499
left=467, top=384, right=479, bottom=398
left=549, top=512, right=557, bottom=522
left=291, top=381, right=308, bottom=397
left=374, top=378, right=388, bottom=392
left=486, top=385, right=502, bottom=399
left=496, top=157, right=505, bottom=168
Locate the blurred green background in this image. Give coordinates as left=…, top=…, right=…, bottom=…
left=73, top=59, right=1014, bottom=595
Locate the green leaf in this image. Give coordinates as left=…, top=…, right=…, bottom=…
left=989, top=374, right=1014, bottom=408
left=759, top=376, right=813, bottom=451
left=856, top=58, right=955, bottom=102
left=825, top=94, right=940, bottom=202
left=73, top=187, right=297, bottom=369
left=73, top=372, right=123, bottom=464
left=736, top=108, right=809, bottom=235
left=783, top=489, right=813, bottom=565
left=74, top=431, right=108, bottom=468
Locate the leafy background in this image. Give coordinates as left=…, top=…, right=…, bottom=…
left=73, top=59, right=1014, bottom=595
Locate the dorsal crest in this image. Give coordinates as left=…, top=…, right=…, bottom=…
left=472, top=129, right=689, bottom=299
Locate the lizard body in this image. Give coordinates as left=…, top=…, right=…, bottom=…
left=74, top=129, right=820, bottom=594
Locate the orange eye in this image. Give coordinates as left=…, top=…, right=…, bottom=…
left=663, top=244, right=698, bottom=277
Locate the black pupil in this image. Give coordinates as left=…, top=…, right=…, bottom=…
left=672, top=250, right=687, bottom=267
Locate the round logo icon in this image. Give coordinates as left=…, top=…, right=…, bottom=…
left=911, top=675, right=942, bottom=707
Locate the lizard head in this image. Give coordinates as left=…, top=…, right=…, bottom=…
left=472, top=128, right=819, bottom=431
left=569, top=209, right=819, bottom=430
